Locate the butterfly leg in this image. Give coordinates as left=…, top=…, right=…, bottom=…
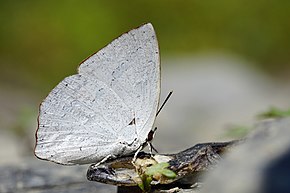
left=91, top=154, right=116, bottom=169
left=148, top=141, right=158, bottom=154
left=147, top=127, right=158, bottom=155
left=131, top=126, right=158, bottom=165
left=132, top=145, right=143, bottom=164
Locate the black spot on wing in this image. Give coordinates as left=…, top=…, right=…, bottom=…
left=128, top=118, right=136, bottom=126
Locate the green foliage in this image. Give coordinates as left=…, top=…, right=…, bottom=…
left=225, top=106, right=290, bottom=138
left=258, top=107, right=290, bottom=119
left=12, top=106, right=36, bottom=137
left=145, top=162, right=176, bottom=179
left=225, top=125, right=252, bottom=138
left=1, top=0, right=290, bottom=89
left=137, top=162, right=176, bottom=192
left=137, top=174, right=152, bottom=192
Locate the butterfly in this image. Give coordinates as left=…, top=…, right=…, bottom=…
left=34, top=23, right=160, bottom=165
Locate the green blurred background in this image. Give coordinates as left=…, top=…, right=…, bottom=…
left=1, top=0, right=290, bottom=163
left=1, top=0, right=290, bottom=90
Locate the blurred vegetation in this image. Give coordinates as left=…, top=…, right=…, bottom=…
left=258, top=106, right=290, bottom=119
left=11, top=105, right=37, bottom=154
left=225, top=106, right=290, bottom=138
left=0, top=0, right=290, bottom=92
left=224, top=124, right=253, bottom=138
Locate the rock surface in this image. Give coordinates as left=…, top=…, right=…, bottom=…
left=1, top=118, right=290, bottom=193
left=0, top=160, right=116, bottom=193
left=202, top=118, right=290, bottom=193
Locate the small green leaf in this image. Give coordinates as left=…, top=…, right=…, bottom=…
left=160, top=169, right=177, bottom=178
left=138, top=174, right=152, bottom=192
left=137, top=162, right=176, bottom=192
left=137, top=181, right=144, bottom=191
left=145, top=162, right=169, bottom=176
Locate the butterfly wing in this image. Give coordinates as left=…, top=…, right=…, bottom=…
left=34, top=23, right=160, bottom=165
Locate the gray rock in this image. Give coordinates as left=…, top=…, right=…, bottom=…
left=0, top=160, right=116, bottom=193
left=201, top=118, right=290, bottom=193
left=1, top=118, right=289, bottom=193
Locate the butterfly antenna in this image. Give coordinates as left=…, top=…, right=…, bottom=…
left=156, top=91, right=173, bottom=117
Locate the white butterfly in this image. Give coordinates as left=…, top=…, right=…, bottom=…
left=34, top=23, right=160, bottom=165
